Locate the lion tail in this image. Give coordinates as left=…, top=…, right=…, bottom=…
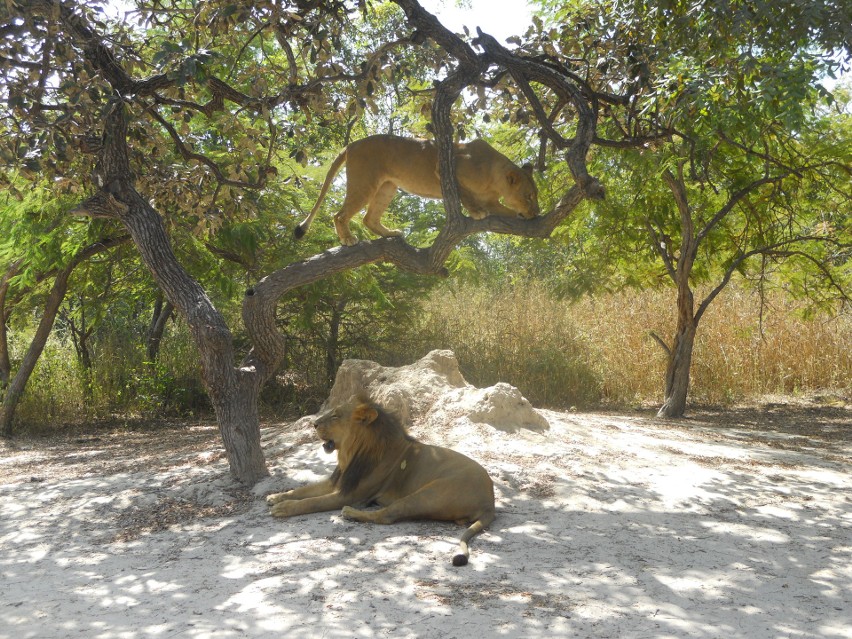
left=294, top=147, right=348, bottom=240
left=452, top=510, right=495, bottom=567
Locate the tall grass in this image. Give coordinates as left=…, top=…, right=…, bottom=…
left=7, top=280, right=849, bottom=430
left=413, top=282, right=851, bottom=408
left=11, top=320, right=207, bottom=431
left=413, top=284, right=602, bottom=407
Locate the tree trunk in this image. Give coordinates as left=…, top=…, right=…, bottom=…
left=212, top=371, right=268, bottom=483
left=73, top=101, right=271, bottom=485
left=146, top=294, right=174, bottom=362
left=656, top=167, right=699, bottom=419
left=0, top=266, right=72, bottom=436
left=114, top=194, right=271, bottom=484
left=325, top=299, right=346, bottom=387
left=658, top=315, right=697, bottom=418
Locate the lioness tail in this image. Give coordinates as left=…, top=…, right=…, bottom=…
left=452, top=511, right=495, bottom=567
left=294, top=148, right=348, bottom=240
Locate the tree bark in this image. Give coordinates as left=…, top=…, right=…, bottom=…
left=656, top=167, right=698, bottom=418
left=657, top=292, right=697, bottom=418
left=146, top=293, right=174, bottom=362
left=72, top=102, right=270, bottom=484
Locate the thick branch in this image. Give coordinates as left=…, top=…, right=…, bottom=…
left=473, top=29, right=604, bottom=199
left=242, top=185, right=586, bottom=377
left=392, top=0, right=481, bottom=68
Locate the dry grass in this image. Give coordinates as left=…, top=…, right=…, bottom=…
left=415, top=282, right=851, bottom=408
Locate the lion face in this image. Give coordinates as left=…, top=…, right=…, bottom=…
left=502, top=166, right=540, bottom=219
left=313, top=397, right=378, bottom=454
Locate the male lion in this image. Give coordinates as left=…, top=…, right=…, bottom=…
left=267, top=395, right=496, bottom=566
left=294, top=134, right=539, bottom=246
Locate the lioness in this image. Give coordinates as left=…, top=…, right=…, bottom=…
left=267, top=395, right=496, bottom=566
left=294, top=134, right=539, bottom=246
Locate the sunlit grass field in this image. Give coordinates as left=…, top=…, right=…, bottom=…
left=11, top=282, right=850, bottom=429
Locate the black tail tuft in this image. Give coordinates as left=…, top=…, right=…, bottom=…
left=293, top=225, right=306, bottom=240
left=452, top=554, right=469, bottom=567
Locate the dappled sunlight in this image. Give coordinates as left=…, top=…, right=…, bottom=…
left=1, top=407, right=850, bottom=637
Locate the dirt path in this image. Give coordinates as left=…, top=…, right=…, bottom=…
left=1, top=401, right=850, bottom=638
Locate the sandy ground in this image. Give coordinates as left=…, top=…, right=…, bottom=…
left=1, top=400, right=850, bottom=638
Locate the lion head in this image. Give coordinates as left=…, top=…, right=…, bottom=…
left=311, top=395, right=412, bottom=494
left=502, top=164, right=540, bottom=219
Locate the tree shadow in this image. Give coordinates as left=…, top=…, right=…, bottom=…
left=1, top=409, right=849, bottom=638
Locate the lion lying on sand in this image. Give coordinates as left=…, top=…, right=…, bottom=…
left=294, top=134, right=539, bottom=245
left=267, top=395, right=495, bottom=566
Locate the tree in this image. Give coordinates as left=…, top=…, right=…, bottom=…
left=531, top=0, right=852, bottom=416
left=2, top=0, right=625, bottom=483
left=0, top=235, right=129, bottom=436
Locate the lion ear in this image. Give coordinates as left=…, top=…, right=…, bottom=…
left=352, top=403, right=378, bottom=426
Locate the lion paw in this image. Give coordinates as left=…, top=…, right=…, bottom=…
left=339, top=236, right=359, bottom=246
left=340, top=506, right=357, bottom=520
left=270, top=500, right=297, bottom=518
left=266, top=492, right=288, bottom=506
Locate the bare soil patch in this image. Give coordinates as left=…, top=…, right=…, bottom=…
left=1, top=399, right=849, bottom=638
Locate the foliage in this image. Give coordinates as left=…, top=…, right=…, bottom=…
left=1, top=0, right=850, bottom=433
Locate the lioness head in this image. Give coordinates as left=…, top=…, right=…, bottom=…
left=312, top=396, right=378, bottom=455
left=502, top=164, right=539, bottom=219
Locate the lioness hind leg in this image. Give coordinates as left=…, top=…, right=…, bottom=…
left=363, top=181, right=403, bottom=238
left=333, top=212, right=359, bottom=246
left=333, top=186, right=373, bottom=246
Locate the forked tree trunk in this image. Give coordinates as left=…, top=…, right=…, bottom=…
left=35, top=1, right=602, bottom=486
left=146, top=294, right=174, bottom=362
left=658, top=316, right=697, bottom=418
left=656, top=167, right=699, bottom=419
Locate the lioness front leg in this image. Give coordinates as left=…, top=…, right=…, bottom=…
left=459, top=189, right=488, bottom=220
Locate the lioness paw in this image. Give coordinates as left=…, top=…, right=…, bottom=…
left=340, top=236, right=359, bottom=246
left=266, top=492, right=288, bottom=505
